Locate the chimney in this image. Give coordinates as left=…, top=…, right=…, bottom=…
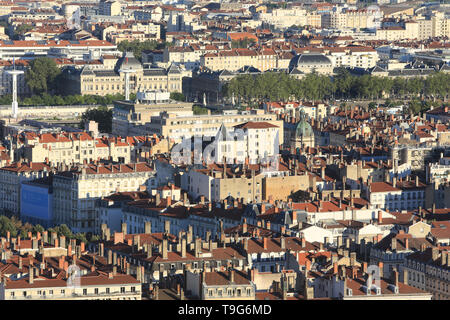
left=405, top=238, right=409, bottom=250
left=441, top=251, right=447, bottom=266
left=261, top=204, right=265, bottom=214
left=99, top=243, right=104, bottom=257
left=122, top=223, right=127, bottom=236
left=145, top=221, right=152, bottom=234
left=162, top=239, right=168, bottom=259
left=393, top=177, right=396, bottom=188
left=194, top=237, right=201, bottom=257
left=29, top=267, right=34, bottom=284
left=292, top=211, right=297, bottom=223
left=164, top=220, right=170, bottom=234
left=415, top=176, right=419, bottom=187
left=350, top=252, right=356, bottom=266
left=301, top=237, right=306, bottom=247
left=333, top=262, right=338, bottom=274
left=378, top=262, right=383, bottom=278
left=280, top=237, right=285, bottom=249
left=362, top=262, right=367, bottom=274
left=263, top=237, right=268, bottom=250
left=181, top=238, right=186, bottom=258
left=230, top=270, right=235, bottom=283
left=432, top=247, right=439, bottom=261
left=242, top=218, right=248, bottom=234
left=59, top=236, right=66, bottom=249
left=58, top=256, right=64, bottom=270
left=166, top=196, right=172, bottom=207
left=391, top=238, right=397, bottom=251
left=377, top=211, right=382, bottom=224
left=19, top=257, right=22, bottom=270
left=392, top=269, right=399, bottom=287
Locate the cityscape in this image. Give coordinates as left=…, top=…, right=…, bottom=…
left=0, top=0, right=448, bottom=305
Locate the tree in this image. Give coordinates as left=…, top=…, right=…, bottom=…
left=170, top=92, right=185, bottom=101
left=193, top=105, right=209, bottom=115
left=0, top=216, right=17, bottom=237
left=231, top=37, right=256, bottom=49
left=26, top=57, right=61, bottom=95
left=368, top=102, right=377, bottom=110
left=80, top=106, right=112, bottom=133
left=13, top=24, right=33, bottom=40
left=117, top=40, right=170, bottom=61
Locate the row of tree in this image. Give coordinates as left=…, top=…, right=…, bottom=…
left=0, top=93, right=131, bottom=107
left=0, top=215, right=97, bottom=243
left=223, top=69, right=450, bottom=107
left=117, top=40, right=170, bottom=61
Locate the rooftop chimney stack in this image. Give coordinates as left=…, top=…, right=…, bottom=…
left=145, top=221, right=152, bottom=234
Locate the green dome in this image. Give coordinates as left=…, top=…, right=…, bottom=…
left=294, top=110, right=313, bottom=139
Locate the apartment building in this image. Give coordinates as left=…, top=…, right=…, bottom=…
left=182, top=161, right=292, bottom=203
left=99, top=0, right=122, bottom=16
left=14, top=132, right=131, bottom=165
left=257, top=8, right=309, bottom=29
left=376, top=21, right=419, bottom=41
left=200, top=48, right=280, bottom=72
left=211, top=122, right=280, bottom=164
left=145, top=110, right=283, bottom=144
left=370, top=231, right=434, bottom=280
left=403, top=247, right=449, bottom=300
left=53, top=163, right=156, bottom=234
left=321, top=12, right=348, bottom=30
left=1, top=272, right=141, bottom=300
left=112, top=91, right=193, bottom=137
left=0, top=162, right=51, bottom=214
left=186, top=270, right=256, bottom=300
left=0, top=40, right=118, bottom=61
left=390, top=145, right=433, bottom=171
left=367, top=178, right=426, bottom=212
left=345, top=9, right=381, bottom=29
left=312, top=264, right=432, bottom=300
left=163, top=46, right=201, bottom=70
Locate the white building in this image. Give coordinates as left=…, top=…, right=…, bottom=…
left=53, top=163, right=156, bottom=234
left=210, top=122, right=280, bottom=165
left=367, top=178, right=426, bottom=212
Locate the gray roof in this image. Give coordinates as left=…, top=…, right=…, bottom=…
left=289, top=53, right=332, bottom=71
left=93, top=70, right=119, bottom=77
left=116, top=52, right=143, bottom=72
left=143, top=68, right=167, bottom=76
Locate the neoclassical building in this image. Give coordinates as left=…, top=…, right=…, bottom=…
left=288, top=53, right=333, bottom=78
left=64, top=52, right=183, bottom=96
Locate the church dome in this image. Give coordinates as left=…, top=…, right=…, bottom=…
left=294, top=110, right=313, bottom=139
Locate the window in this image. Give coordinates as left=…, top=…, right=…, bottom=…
left=106, top=288, right=110, bottom=294
left=95, top=288, right=98, bottom=294
left=83, top=289, right=87, bottom=295
left=121, top=287, right=125, bottom=293
left=131, top=287, right=135, bottom=292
